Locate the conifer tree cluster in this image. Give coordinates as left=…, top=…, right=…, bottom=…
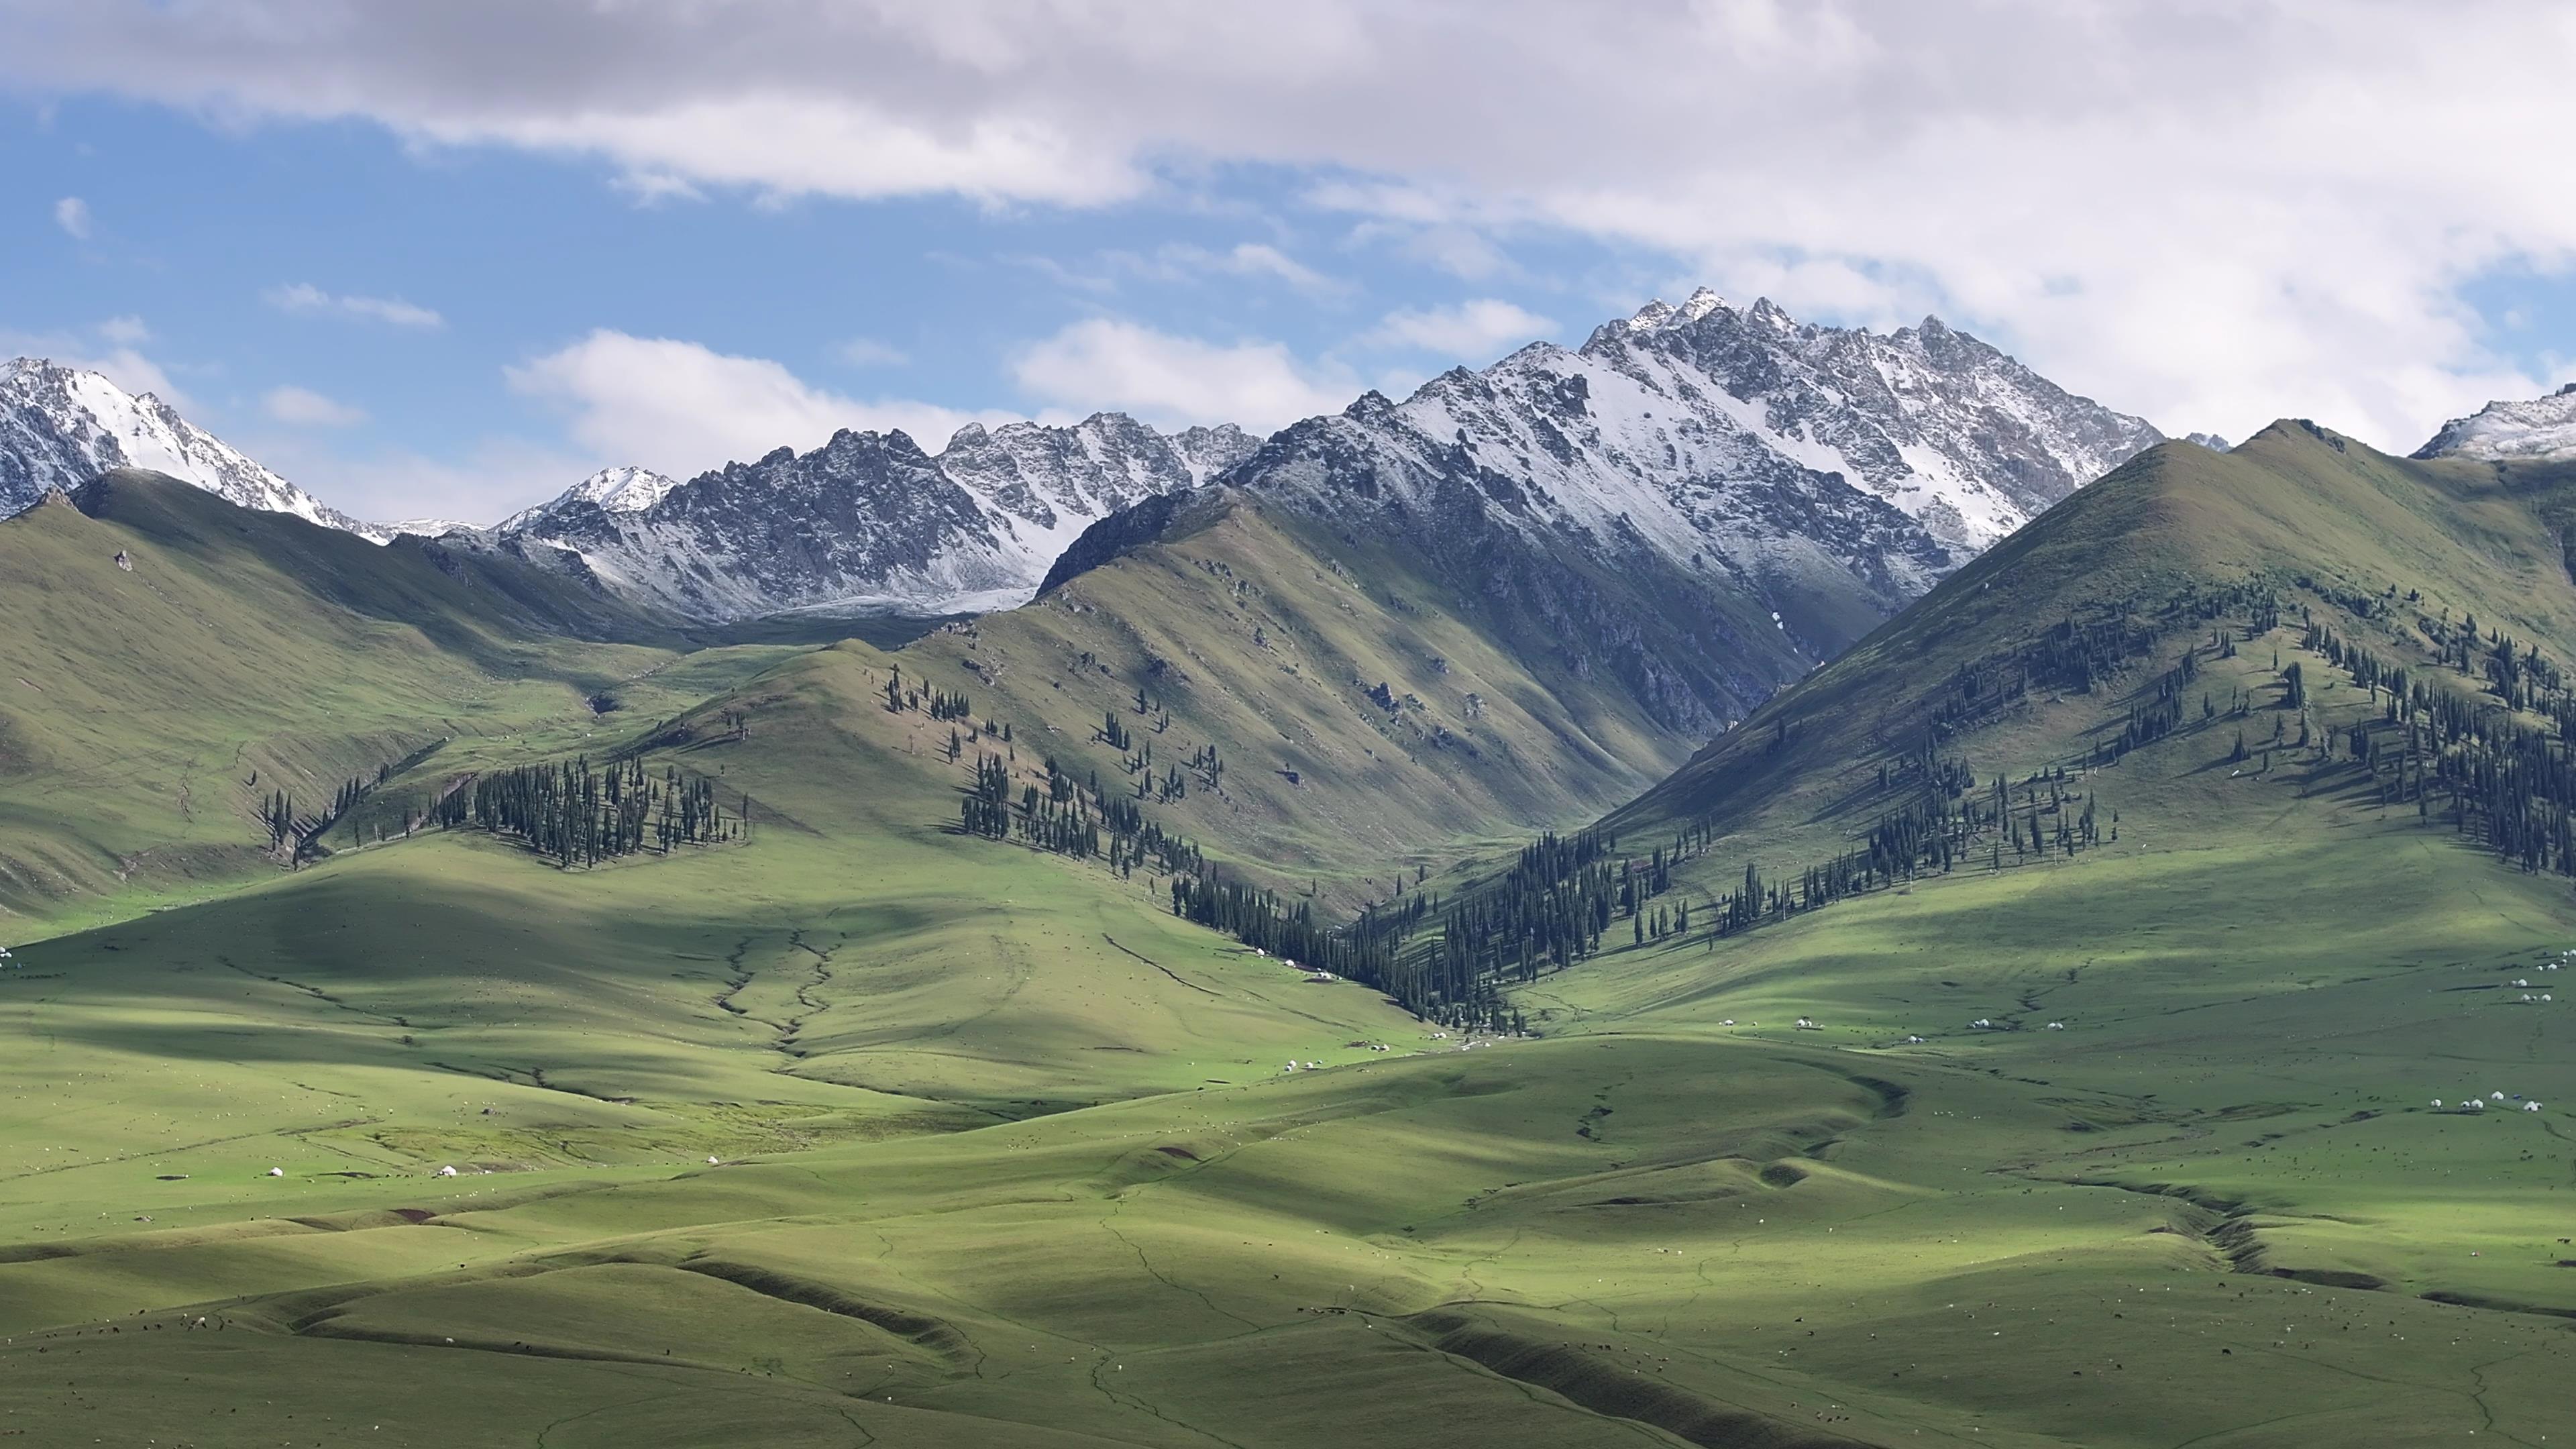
left=959, top=751, right=1201, bottom=877
left=262, top=790, right=297, bottom=850
left=1175, top=875, right=1408, bottom=979
left=879, top=663, right=979, bottom=725
left=431, top=756, right=737, bottom=868
left=2310, top=617, right=2576, bottom=875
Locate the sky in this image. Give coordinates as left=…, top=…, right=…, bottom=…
left=3, top=1, right=2573, bottom=527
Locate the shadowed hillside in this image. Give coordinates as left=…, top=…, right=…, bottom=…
left=0, top=471, right=788, bottom=924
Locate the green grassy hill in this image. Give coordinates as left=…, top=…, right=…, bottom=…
left=0, top=471, right=799, bottom=928
left=3, top=437, right=2575, bottom=1446
left=1615, top=421, right=2576, bottom=851
left=890, top=486, right=1793, bottom=900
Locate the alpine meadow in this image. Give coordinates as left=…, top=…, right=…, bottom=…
left=5, top=7, right=2576, bottom=1447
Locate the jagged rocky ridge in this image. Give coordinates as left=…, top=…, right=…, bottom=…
left=517, top=290, right=2157, bottom=631
left=2416, top=382, right=2576, bottom=464
left=1042, top=290, right=2163, bottom=735
left=0, top=357, right=378, bottom=536
left=6, top=292, right=2161, bottom=641
left=486, top=415, right=1258, bottom=619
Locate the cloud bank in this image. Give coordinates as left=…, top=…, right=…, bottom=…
left=10, top=1, right=2576, bottom=446
left=507, top=329, right=1018, bottom=478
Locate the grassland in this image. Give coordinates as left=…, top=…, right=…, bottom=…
left=2, top=441, right=2574, bottom=1445
left=3, top=637, right=2571, bottom=1444
left=0, top=473, right=810, bottom=930
left=899, top=492, right=1746, bottom=900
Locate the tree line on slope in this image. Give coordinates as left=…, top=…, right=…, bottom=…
left=416, top=755, right=741, bottom=868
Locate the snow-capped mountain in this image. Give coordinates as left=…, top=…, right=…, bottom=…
left=1228, top=289, right=2153, bottom=633
left=493, top=414, right=1257, bottom=619
left=0, top=357, right=376, bottom=534
left=1044, top=291, right=2163, bottom=735
left=2414, top=383, right=2576, bottom=463
left=498, top=466, right=682, bottom=533
left=1565, top=290, right=2158, bottom=551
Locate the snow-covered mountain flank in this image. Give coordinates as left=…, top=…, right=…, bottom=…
left=503, top=290, right=2157, bottom=627
left=5, top=294, right=2159, bottom=641
left=1559, top=288, right=2159, bottom=553
left=2415, top=383, right=2576, bottom=463
left=1041, top=292, right=2163, bottom=735
left=485, top=415, right=1258, bottom=619
left=0, top=357, right=377, bottom=536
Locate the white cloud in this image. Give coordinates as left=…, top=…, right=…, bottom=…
left=1012, top=319, right=1358, bottom=431
left=237, top=431, right=598, bottom=530
left=52, top=196, right=91, bottom=239
left=0, top=319, right=190, bottom=407
left=1073, top=241, right=1346, bottom=298
left=14, top=3, right=2576, bottom=446
left=1144, top=242, right=1342, bottom=296
left=1361, top=299, right=1556, bottom=362
left=835, top=337, right=911, bottom=368
left=264, top=282, right=445, bottom=330
left=262, top=384, right=368, bottom=427
left=507, top=329, right=1014, bottom=476
left=1213, top=243, right=1337, bottom=294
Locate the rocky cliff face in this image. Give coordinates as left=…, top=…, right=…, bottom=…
left=1043, top=292, right=2161, bottom=735
left=2416, top=383, right=2576, bottom=464
left=0, top=357, right=375, bottom=535
left=490, top=413, right=1257, bottom=619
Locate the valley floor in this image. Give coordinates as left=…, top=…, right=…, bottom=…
left=2, top=812, right=2571, bottom=1447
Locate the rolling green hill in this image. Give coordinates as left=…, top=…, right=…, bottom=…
left=3, top=435, right=2575, bottom=1446
left=1613, top=421, right=2576, bottom=853
left=0, top=471, right=802, bottom=928
left=891, top=484, right=1791, bottom=900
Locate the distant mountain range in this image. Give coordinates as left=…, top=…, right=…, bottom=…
left=17, top=307, right=2566, bottom=633
left=478, top=414, right=1258, bottom=619
left=2414, top=382, right=2576, bottom=463
left=0, top=357, right=380, bottom=537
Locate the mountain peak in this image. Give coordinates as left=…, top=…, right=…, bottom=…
left=494, top=411, right=1263, bottom=621
left=566, top=464, right=682, bottom=513
left=0, top=354, right=372, bottom=538
left=2414, top=383, right=2576, bottom=463
left=1611, top=287, right=1729, bottom=337
left=1677, top=286, right=1728, bottom=322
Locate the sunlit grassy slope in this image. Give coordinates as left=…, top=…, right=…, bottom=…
left=0, top=472, right=805, bottom=928
left=4, top=437, right=2576, bottom=1446
left=897, top=490, right=1787, bottom=898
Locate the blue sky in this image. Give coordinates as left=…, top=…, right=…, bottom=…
left=5, top=3, right=2573, bottom=524
left=8, top=97, right=1663, bottom=521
